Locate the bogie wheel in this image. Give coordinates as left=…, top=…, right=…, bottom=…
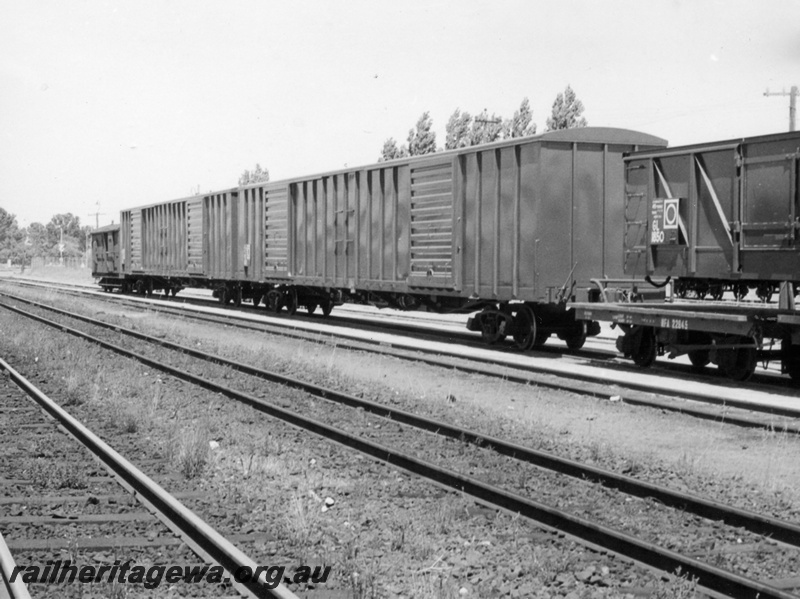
left=218, top=288, right=228, bottom=305
left=782, top=341, right=800, bottom=383
left=252, top=294, right=263, bottom=308
left=534, top=330, right=550, bottom=347
left=479, top=310, right=507, bottom=345
left=709, top=284, right=724, bottom=301
left=306, top=303, right=318, bottom=315
left=719, top=345, right=757, bottom=381
left=234, top=288, right=243, bottom=307
left=512, top=306, right=536, bottom=351
left=756, top=283, right=775, bottom=303
left=284, top=289, right=298, bottom=316
left=688, top=350, right=710, bottom=368
left=733, top=283, right=749, bottom=301
left=564, top=322, right=588, bottom=351
left=693, top=282, right=709, bottom=300
left=321, top=300, right=333, bottom=317
left=266, top=291, right=282, bottom=313
left=171, top=287, right=179, bottom=297
left=632, top=327, right=657, bottom=368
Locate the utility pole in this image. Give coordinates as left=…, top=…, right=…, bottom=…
left=87, top=201, right=106, bottom=229
left=764, top=86, right=798, bottom=131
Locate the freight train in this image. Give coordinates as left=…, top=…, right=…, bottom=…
left=92, top=128, right=800, bottom=383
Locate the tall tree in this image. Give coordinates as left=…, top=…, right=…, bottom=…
left=379, top=138, right=408, bottom=161
left=25, top=223, right=47, bottom=254
left=407, top=112, right=437, bottom=156
left=0, top=207, right=22, bottom=262
left=546, top=85, right=588, bottom=131
left=45, top=213, right=83, bottom=258
left=445, top=109, right=473, bottom=150
left=469, top=109, right=504, bottom=146
left=503, top=97, right=537, bottom=138
left=239, top=163, right=270, bottom=186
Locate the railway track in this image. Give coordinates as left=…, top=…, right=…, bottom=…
left=0, top=356, right=299, bottom=599
left=3, top=280, right=799, bottom=432
left=3, top=292, right=800, bottom=597
left=5, top=276, right=794, bottom=381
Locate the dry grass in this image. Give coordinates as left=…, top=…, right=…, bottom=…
left=168, top=420, right=212, bottom=479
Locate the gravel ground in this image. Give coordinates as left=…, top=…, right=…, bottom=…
left=3, top=283, right=800, bottom=597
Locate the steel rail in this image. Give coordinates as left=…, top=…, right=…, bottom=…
left=0, top=532, right=32, bottom=599
left=0, top=356, right=298, bottom=599
left=2, top=287, right=799, bottom=433
left=6, top=295, right=800, bottom=547
left=1, top=303, right=797, bottom=598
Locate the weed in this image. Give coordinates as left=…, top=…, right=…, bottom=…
left=169, top=421, right=211, bottom=479
left=283, top=492, right=322, bottom=552
left=25, top=459, right=88, bottom=489
left=653, top=568, right=699, bottom=598
left=63, top=371, right=86, bottom=406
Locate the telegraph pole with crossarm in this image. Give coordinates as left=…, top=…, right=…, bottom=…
left=764, top=86, right=798, bottom=132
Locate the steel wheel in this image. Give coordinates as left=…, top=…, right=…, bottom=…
left=632, top=327, right=657, bottom=368
left=512, top=306, right=536, bottom=351
left=565, top=322, right=587, bottom=351
left=479, top=310, right=507, bottom=345
left=321, top=300, right=333, bottom=317
left=284, top=288, right=298, bottom=315
left=733, top=283, right=749, bottom=301
left=266, top=290, right=282, bottom=312
left=719, top=338, right=757, bottom=381
left=307, top=303, right=318, bottom=315
left=688, top=350, right=710, bottom=368
left=533, top=331, right=549, bottom=347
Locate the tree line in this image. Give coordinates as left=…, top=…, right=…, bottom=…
left=379, top=85, right=587, bottom=161
left=0, top=209, right=91, bottom=266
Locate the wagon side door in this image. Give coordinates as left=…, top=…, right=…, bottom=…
left=740, top=146, right=800, bottom=250
left=406, top=157, right=457, bottom=289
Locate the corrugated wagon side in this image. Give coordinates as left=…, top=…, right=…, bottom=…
left=119, top=195, right=206, bottom=295
left=281, top=127, right=666, bottom=347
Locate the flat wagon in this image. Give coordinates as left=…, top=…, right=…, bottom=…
left=575, top=131, right=800, bottom=381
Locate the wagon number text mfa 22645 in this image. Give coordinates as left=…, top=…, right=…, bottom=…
left=661, top=318, right=688, bottom=330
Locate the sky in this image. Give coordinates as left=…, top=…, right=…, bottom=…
left=1, top=0, right=798, bottom=228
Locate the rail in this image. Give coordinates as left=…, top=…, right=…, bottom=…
left=0, top=356, right=299, bottom=599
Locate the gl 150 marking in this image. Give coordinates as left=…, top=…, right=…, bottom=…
left=661, top=317, right=688, bottom=330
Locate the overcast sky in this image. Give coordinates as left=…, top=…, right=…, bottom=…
left=1, top=0, right=798, bottom=228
